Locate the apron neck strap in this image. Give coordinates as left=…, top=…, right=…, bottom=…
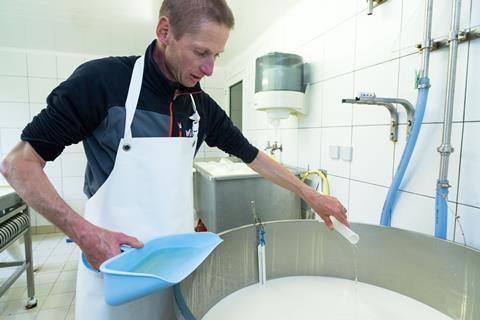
left=123, top=56, right=201, bottom=144
left=124, top=56, right=145, bottom=140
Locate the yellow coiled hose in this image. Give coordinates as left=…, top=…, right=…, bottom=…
left=300, top=169, right=330, bottom=195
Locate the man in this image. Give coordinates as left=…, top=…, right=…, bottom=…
left=0, top=0, right=348, bottom=319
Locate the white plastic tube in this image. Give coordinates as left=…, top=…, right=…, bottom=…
left=258, top=244, right=266, bottom=285
left=331, top=217, right=360, bottom=245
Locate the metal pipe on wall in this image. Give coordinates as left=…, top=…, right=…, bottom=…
left=435, top=0, right=462, bottom=239
left=420, top=0, right=434, bottom=78
left=379, top=0, right=433, bottom=227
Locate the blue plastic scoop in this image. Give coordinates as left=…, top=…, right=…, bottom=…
left=95, top=232, right=222, bottom=306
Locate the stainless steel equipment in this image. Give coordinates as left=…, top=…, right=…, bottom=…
left=193, top=160, right=301, bottom=233
left=0, top=191, right=37, bottom=309
left=175, top=220, right=480, bottom=319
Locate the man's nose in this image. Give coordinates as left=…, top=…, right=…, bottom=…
left=200, top=57, right=214, bottom=77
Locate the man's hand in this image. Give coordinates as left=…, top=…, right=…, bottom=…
left=78, top=224, right=143, bottom=270
left=303, top=188, right=348, bottom=230
left=247, top=151, right=350, bottom=229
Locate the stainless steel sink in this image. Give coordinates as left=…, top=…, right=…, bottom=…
left=193, top=158, right=302, bottom=233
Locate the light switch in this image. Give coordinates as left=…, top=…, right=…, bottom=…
left=340, top=146, right=353, bottom=161
left=329, top=145, right=340, bottom=159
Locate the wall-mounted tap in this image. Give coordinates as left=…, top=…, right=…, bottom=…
left=264, top=141, right=283, bottom=155
left=342, top=92, right=415, bottom=142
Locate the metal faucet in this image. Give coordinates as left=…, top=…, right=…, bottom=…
left=342, top=92, right=415, bottom=142
left=264, top=141, right=283, bottom=155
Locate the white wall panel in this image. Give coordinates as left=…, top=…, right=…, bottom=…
left=29, top=103, right=46, bottom=121
left=328, top=175, right=350, bottom=211
left=64, top=143, right=84, bottom=154
left=322, top=19, right=357, bottom=81
left=44, top=157, right=63, bottom=179
left=204, top=88, right=226, bottom=112
left=458, top=122, right=480, bottom=207
left=0, top=128, right=22, bottom=155
left=355, top=0, right=402, bottom=68
left=204, top=67, right=226, bottom=89
left=0, top=51, right=27, bottom=77
left=350, top=125, right=394, bottom=186
left=353, top=60, right=399, bottom=125
left=0, top=103, right=29, bottom=128
left=0, top=17, right=27, bottom=48
left=57, top=55, right=85, bottom=80
left=27, top=53, right=57, bottom=78
left=348, top=180, right=388, bottom=224
left=279, top=129, right=299, bottom=167
left=297, top=128, right=322, bottom=170
left=61, top=153, right=87, bottom=177
left=298, top=83, right=323, bottom=128
left=0, top=76, right=28, bottom=103
left=62, top=177, right=87, bottom=201
left=472, top=0, right=480, bottom=27
left=394, top=123, right=463, bottom=198
left=298, top=37, right=325, bottom=85
left=464, top=40, right=480, bottom=121
left=322, top=74, right=354, bottom=127
left=28, top=78, right=58, bottom=103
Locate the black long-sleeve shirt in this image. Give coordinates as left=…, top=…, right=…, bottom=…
left=21, top=40, right=258, bottom=197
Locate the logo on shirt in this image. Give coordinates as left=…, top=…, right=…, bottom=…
left=185, top=129, right=194, bottom=137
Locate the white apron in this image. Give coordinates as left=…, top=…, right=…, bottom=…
left=75, top=56, right=199, bottom=320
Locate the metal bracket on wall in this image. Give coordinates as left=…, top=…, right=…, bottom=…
left=342, top=93, right=415, bottom=142
left=367, top=0, right=388, bottom=15
left=416, top=25, right=480, bottom=52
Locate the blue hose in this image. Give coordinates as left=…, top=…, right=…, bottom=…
left=435, top=183, right=448, bottom=239
left=380, top=77, right=430, bottom=226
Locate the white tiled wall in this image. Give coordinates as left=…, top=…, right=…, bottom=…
left=223, top=0, right=480, bottom=250
left=197, top=67, right=229, bottom=159
left=0, top=1, right=156, bottom=228
left=1, top=1, right=479, bottom=251
left=0, top=48, right=95, bottom=226
left=0, top=46, right=229, bottom=226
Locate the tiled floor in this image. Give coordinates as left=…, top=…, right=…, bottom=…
left=0, top=233, right=77, bottom=320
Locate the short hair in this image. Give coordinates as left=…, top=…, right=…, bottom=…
left=159, top=0, right=235, bottom=39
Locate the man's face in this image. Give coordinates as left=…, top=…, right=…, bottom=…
left=163, top=21, right=230, bottom=87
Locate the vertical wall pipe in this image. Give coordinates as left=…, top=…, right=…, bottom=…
left=420, top=0, right=434, bottom=78
left=380, top=0, right=433, bottom=226
left=435, top=0, right=462, bottom=239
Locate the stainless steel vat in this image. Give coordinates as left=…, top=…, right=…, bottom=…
left=174, top=220, right=480, bottom=319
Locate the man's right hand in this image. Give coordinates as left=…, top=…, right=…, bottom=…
left=1, top=142, right=144, bottom=270
left=78, top=224, right=143, bottom=270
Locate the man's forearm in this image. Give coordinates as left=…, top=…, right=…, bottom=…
left=247, top=150, right=348, bottom=227
left=247, top=151, right=311, bottom=198
left=0, top=142, right=90, bottom=243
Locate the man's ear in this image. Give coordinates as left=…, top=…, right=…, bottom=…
left=156, top=16, right=171, bottom=45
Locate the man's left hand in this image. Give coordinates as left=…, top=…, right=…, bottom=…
left=303, top=188, right=348, bottom=229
